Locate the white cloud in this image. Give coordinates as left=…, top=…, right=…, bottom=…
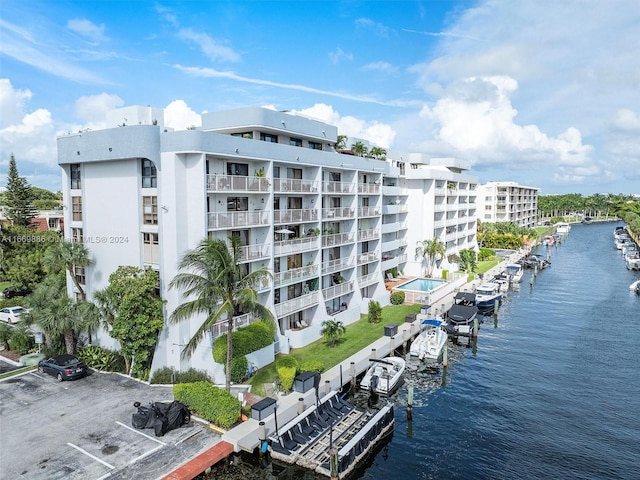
left=66, top=18, right=107, bottom=44
left=178, top=29, right=240, bottom=63
left=75, top=93, right=124, bottom=125
left=362, top=61, right=398, bottom=75
left=164, top=100, right=201, bottom=130
left=355, top=18, right=390, bottom=38
left=328, top=47, right=353, bottom=65
left=0, top=78, right=33, bottom=128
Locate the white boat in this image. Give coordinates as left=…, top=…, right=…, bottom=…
left=626, top=254, right=640, bottom=271
left=475, top=282, right=503, bottom=309
left=505, top=264, right=524, bottom=283
left=630, top=280, right=640, bottom=291
left=360, top=357, right=406, bottom=395
left=410, top=320, right=448, bottom=361
left=556, top=222, right=571, bottom=234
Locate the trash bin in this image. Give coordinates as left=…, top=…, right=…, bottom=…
left=251, top=397, right=277, bottom=421
left=405, top=313, right=417, bottom=323
left=294, top=371, right=316, bottom=394
left=384, top=323, right=398, bottom=337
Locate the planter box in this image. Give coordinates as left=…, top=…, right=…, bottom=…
left=294, top=371, right=316, bottom=394
left=384, top=323, right=398, bottom=337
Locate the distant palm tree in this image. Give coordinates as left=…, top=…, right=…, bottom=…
left=320, top=319, right=346, bottom=347
left=415, top=238, right=446, bottom=277
left=335, top=135, right=348, bottom=150
left=169, top=236, right=274, bottom=391
left=44, top=241, right=93, bottom=300
left=351, top=141, right=368, bottom=157
left=369, top=146, right=387, bottom=161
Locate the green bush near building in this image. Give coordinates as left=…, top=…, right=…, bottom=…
left=173, top=381, right=240, bottom=428
left=390, top=291, right=405, bottom=305
left=150, top=366, right=212, bottom=384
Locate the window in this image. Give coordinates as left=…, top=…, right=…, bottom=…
left=143, top=196, right=158, bottom=225
left=142, top=159, right=157, bottom=188
left=231, top=132, right=253, bottom=139
left=71, top=228, right=83, bottom=243
left=227, top=197, right=248, bottom=211
left=260, top=133, right=278, bottom=143
left=227, top=162, right=248, bottom=176
left=70, top=164, right=81, bottom=189
left=289, top=138, right=302, bottom=147
left=71, top=196, right=82, bottom=222
left=143, top=232, right=159, bottom=264
left=309, top=141, right=322, bottom=150
left=74, top=266, right=86, bottom=286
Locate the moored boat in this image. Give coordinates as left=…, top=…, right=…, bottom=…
left=505, top=264, right=524, bottom=283
left=360, top=357, right=406, bottom=395
left=443, top=304, right=479, bottom=337
left=410, top=319, right=448, bottom=361
left=475, top=282, right=503, bottom=309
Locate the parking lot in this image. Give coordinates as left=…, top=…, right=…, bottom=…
left=0, top=369, right=222, bottom=480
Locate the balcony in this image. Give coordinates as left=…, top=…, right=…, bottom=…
left=398, top=221, right=408, bottom=230
left=398, top=253, right=408, bottom=263
left=398, top=204, right=409, bottom=213
left=206, top=174, right=270, bottom=192
left=322, top=256, right=355, bottom=275
left=322, top=207, right=355, bottom=220
left=434, top=220, right=445, bottom=228
left=208, top=210, right=270, bottom=229
left=237, top=243, right=271, bottom=262
left=210, top=312, right=256, bottom=339
left=358, top=228, right=380, bottom=242
left=381, top=185, right=399, bottom=196
left=275, top=291, right=320, bottom=318
left=358, top=251, right=379, bottom=265
left=382, top=204, right=399, bottom=215
left=358, top=183, right=380, bottom=194
left=322, top=232, right=355, bottom=248
left=274, top=178, right=319, bottom=193
left=358, top=206, right=381, bottom=218
left=434, top=187, right=447, bottom=196
left=358, top=273, right=380, bottom=288
left=274, top=208, right=319, bottom=224
left=323, top=181, right=355, bottom=194
left=445, top=217, right=458, bottom=226
left=322, top=281, right=355, bottom=301
left=434, top=202, right=446, bottom=212
left=274, top=236, right=319, bottom=256
left=274, top=264, right=319, bottom=288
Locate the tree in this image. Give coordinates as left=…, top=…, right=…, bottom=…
left=320, top=319, right=346, bottom=347
left=415, top=238, right=446, bottom=277
left=4, top=154, right=36, bottom=227
left=368, top=300, right=382, bottom=324
left=335, top=135, right=348, bottom=151
left=0, top=225, right=60, bottom=287
left=169, top=236, right=273, bottom=392
left=351, top=141, right=368, bottom=157
left=369, top=146, right=387, bottom=161
left=459, top=249, right=477, bottom=273
left=96, top=266, right=164, bottom=378
left=44, top=241, right=93, bottom=300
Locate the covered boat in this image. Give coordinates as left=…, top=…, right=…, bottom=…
left=443, top=304, right=479, bottom=337
left=409, top=319, right=448, bottom=361
left=360, top=357, right=405, bottom=395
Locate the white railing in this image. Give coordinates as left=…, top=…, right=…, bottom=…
left=274, top=178, right=319, bottom=193
left=398, top=253, right=408, bottom=263
left=434, top=220, right=446, bottom=228
left=434, top=188, right=447, bottom=196
left=358, top=229, right=379, bottom=242
left=358, top=273, right=380, bottom=287
left=322, top=256, right=355, bottom=275
left=274, top=208, right=319, bottom=224
left=322, top=232, right=354, bottom=247
left=322, top=207, right=355, bottom=219
left=208, top=210, right=270, bottom=229
left=210, top=312, right=256, bottom=339
left=398, top=204, right=409, bottom=213
left=237, top=243, right=271, bottom=262
left=358, top=206, right=381, bottom=217
left=274, top=264, right=319, bottom=287
left=322, top=281, right=355, bottom=301
left=275, top=291, right=320, bottom=317
left=358, top=183, right=380, bottom=194
left=206, top=175, right=270, bottom=192
left=398, top=237, right=408, bottom=246
left=398, top=221, right=408, bottom=230
left=445, top=218, right=458, bottom=226
left=323, top=181, right=355, bottom=194
left=274, top=236, right=319, bottom=256
left=434, top=203, right=446, bottom=212
left=358, top=251, right=379, bottom=265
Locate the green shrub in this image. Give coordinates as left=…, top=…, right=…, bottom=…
left=173, top=382, right=240, bottom=429
left=276, top=356, right=299, bottom=392
left=9, top=326, right=35, bottom=354
left=178, top=368, right=212, bottom=384
left=150, top=366, right=212, bottom=384
left=368, top=300, right=382, bottom=324
left=390, top=291, right=405, bottom=305
left=76, top=345, right=126, bottom=372
left=150, top=366, right=175, bottom=384
left=276, top=356, right=299, bottom=370
left=478, top=247, right=495, bottom=261
left=212, top=321, right=273, bottom=364
left=300, top=360, right=325, bottom=373
left=228, top=355, right=248, bottom=383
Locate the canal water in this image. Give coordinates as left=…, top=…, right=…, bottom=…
left=211, top=221, right=640, bottom=480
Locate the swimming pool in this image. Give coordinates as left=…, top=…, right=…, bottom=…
left=395, top=278, right=447, bottom=292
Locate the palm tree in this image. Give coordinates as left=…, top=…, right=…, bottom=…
left=335, top=135, right=348, bottom=151
left=369, top=146, right=387, bottom=161
left=44, top=241, right=93, bottom=300
left=169, top=236, right=274, bottom=391
left=320, top=319, right=346, bottom=347
left=415, top=238, right=446, bottom=277
left=351, top=141, right=368, bottom=157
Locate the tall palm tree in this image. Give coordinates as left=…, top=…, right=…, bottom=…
left=369, top=146, right=387, bottom=161
left=320, top=319, right=346, bottom=347
left=351, top=141, right=368, bottom=157
left=335, top=135, right=348, bottom=151
left=43, top=241, right=93, bottom=300
left=169, top=236, right=274, bottom=391
left=415, top=238, right=446, bottom=277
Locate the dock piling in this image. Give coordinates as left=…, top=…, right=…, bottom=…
left=350, top=361, right=356, bottom=391
left=371, top=348, right=376, bottom=360
left=298, top=397, right=304, bottom=415
left=442, top=344, right=448, bottom=367
left=407, top=386, right=414, bottom=420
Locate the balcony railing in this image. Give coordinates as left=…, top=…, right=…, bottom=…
left=208, top=210, right=270, bottom=229
left=322, top=281, right=355, bottom=301
left=323, top=181, right=355, bottom=194
left=358, top=183, right=380, bottom=194
left=206, top=174, right=270, bottom=192
left=274, top=264, right=319, bottom=288
left=322, top=256, right=355, bottom=275
left=398, top=253, right=408, bottom=263
left=358, top=206, right=381, bottom=218
left=434, top=187, right=447, bottom=196
left=275, top=291, right=320, bottom=318
left=274, top=178, right=319, bottom=193
left=358, top=229, right=379, bottom=242
left=322, top=207, right=355, bottom=220
left=398, top=221, right=408, bottom=230
left=398, top=204, right=409, bottom=213
left=210, top=313, right=256, bottom=339
left=237, top=243, right=271, bottom=262
left=274, top=208, right=319, bottom=224
left=274, top=236, right=319, bottom=256
left=357, top=251, right=379, bottom=265
left=322, top=232, right=354, bottom=248
left=358, top=273, right=380, bottom=287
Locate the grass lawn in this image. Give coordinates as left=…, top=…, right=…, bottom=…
left=248, top=303, right=421, bottom=397
left=0, top=281, right=11, bottom=292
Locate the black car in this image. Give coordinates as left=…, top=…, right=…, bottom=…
left=2, top=286, right=32, bottom=299
left=38, top=354, right=88, bottom=381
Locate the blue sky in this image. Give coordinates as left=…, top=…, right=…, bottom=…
left=1, top=0, right=639, bottom=195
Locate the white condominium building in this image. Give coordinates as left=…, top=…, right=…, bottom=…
left=477, top=182, right=539, bottom=228
left=57, top=105, right=477, bottom=381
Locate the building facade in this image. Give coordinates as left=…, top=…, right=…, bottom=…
left=477, top=181, right=539, bottom=228
left=57, top=105, right=477, bottom=382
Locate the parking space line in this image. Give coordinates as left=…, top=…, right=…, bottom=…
left=95, top=473, right=113, bottom=480
left=115, top=421, right=167, bottom=445
left=67, top=442, right=115, bottom=470
left=129, top=444, right=163, bottom=464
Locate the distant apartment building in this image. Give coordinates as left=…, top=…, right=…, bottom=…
left=477, top=181, right=539, bottom=228
left=57, top=105, right=478, bottom=381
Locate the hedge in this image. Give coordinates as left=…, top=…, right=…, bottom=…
left=390, top=291, right=405, bottom=305
left=212, top=321, right=273, bottom=364
left=76, top=345, right=126, bottom=372
left=276, top=356, right=299, bottom=392
left=150, top=366, right=211, bottom=384
left=173, top=382, right=240, bottom=428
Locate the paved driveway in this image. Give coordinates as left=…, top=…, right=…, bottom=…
left=0, top=370, right=221, bottom=480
